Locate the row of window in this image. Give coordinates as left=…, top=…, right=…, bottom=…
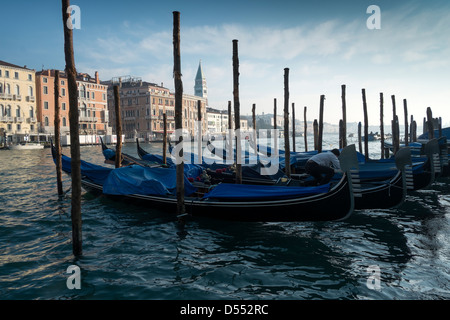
left=0, top=69, right=33, bottom=81
left=0, top=104, right=35, bottom=118
left=0, top=83, right=34, bottom=96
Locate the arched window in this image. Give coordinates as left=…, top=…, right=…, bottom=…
left=6, top=84, right=10, bottom=94
left=28, top=86, right=33, bottom=97
left=29, top=106, right=34, bottom=118
left=0, top=104, right=4, bottom=116
left=62, top=117, right=67, bottom=127
left=16, top=106, right=21, bottom=117
left=6, top=105, right=11, bottom=117
left=44, top=116, right=49, bottom=126
left=15, top=85, right=20, bottom=95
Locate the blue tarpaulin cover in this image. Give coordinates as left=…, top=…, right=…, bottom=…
left=203, top=183, right=330, bottom=201
left=60, top=154, right=113, bottom=185
left=102, top=165, right=197, bottom=196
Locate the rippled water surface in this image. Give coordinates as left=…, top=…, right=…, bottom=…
left=1, top=135, right=449, bottom=300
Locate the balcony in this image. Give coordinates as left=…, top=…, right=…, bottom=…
left=0, top=93, right=13, bottom=100
left=27, top=96, right=35, bottom=102
left=4, top=116, right=14, bottom=122
left=27, top=118, right=37, bottom=124
left=79, top=116, right=98, bottom=122
left=13, top=94, right=22, bottom=101
left=15, top=117, right=24, bottom=123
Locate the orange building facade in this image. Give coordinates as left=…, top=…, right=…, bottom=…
left=35, top=70, right=110, bottom=138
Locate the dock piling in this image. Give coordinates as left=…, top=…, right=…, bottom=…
left=62, top=0, right=82, bottom=256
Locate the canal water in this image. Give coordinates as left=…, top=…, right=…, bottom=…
left=0, top=134, right=449, bottom=301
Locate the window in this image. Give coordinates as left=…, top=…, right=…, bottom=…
left=92, top=92, right=95, bottom=99
left=44, top=117, right=49, bottom=126
left=43, top=86, right=48, bottom=94
left=16, top=124, right=21, bottom=131
left=14, top=72, right=19, bottom=79
left=61, top=88, right=66, bottom=96
left=44, top=101, right=49, bottom=110
left=28, top=74, right=32, bottom=81
left=5, top=71, right=9, bottom=78
left=15, top=85, right=20, bottom=95
left=62, top=103, right=66, bottom=110
left=16, top=107, right=21, bottom=117
left=28, top=86, right=33, bottom=97
left=43, top=77, right=47, bottom=83
left=29, top=107, right=34, bottom=118
left=61, top=80, right=65, bottom=85
left=62, top=117, right=66, bottom=126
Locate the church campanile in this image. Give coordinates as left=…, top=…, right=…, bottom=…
left=194, top=60, right=208, bottom=104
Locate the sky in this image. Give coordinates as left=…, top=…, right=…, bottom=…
left=1, top=0, right=450, bottom=127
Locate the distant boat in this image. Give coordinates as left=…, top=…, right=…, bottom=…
left=9, top=143, right=44, bottom=150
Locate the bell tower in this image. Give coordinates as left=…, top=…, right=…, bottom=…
left=194, top=60, right=207, bottom=104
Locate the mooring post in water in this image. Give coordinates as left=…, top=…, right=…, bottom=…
left=438, top=117, right=442, bottom=138
left=358, top=122, right=362, bottom=154
left=283, top=68, right=291, bottom=178
left=362, top=89, right=369, bottom=161
left=403, top=99, right=409, bottom=146
left=318, top=95, right=325, bottom=153
left=391, top=95, right=399, bottom=154
left=426, top=107, right=434, bottom=139
left=339, top=120, right=344, bottom=149
left=313, top=119, right=318, bottom=151
left=273, top=98, right=277, bottom=130
left=394, top=115, right=400, bottom=154
left=197, top=100, right=202, bottom=162
left=54, top=70, right=63, bottom=196
left=303, top=106, right=308, bottom=152
left=341, top=84, right=347, bottom=148
left=113, top=85, right=122, bottom=168
left=252, top=103, right=256, bottom=144
left=379, top=93, right=386, bottom=159
left=228, top=101, right=232, bottom=157
left=173, top=11, right=185, bottom=220
left=292, top=102, right=296, bottom=152
left=233, top=39, right=242, bottom=184
left=62, top=0, right=82, bottom=256
left=163, top=113, right=167, bottom=165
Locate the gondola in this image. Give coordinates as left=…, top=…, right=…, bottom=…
left=51, top=143, right=360, bottom=222
left=144, top=139, right=412, bottom=210
left=100, top=136, right=160, bottom=168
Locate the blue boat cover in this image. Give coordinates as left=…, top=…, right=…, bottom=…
left=102, top=165, right=197, bottom=196
left=60, top=154, right=113, bottom=185
left=203, top=183, right=330, bottom=201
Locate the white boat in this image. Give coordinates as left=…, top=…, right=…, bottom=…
left=9, top=143, right=44, bottom=150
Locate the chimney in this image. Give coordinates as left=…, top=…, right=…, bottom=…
left=95, top=71, right=99, bottom=84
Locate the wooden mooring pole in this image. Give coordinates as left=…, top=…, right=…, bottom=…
left=62, top=0, right=82, bottom=256
left=426, top=107, right=434, bottom=139
left=283, top=68, right=291, bottom=178
left=379, top=93, right=386, bottom=159
left=303, top=106, right=308, bottom=152
left=362, top=89, right=369, bottom=161
left=391, top=95, right=400, bottom=154
left=313, top=119, right=318, bottom=151
left=233, top=39, right=242, bottom=184
left=318, top=95, right=324, bottom=153
left=403, top=99, right=409, bottom=146
left=163, top=113, right=167, bottom=165
left=173, top=11, right=185, bottom=220
left=292, top=103, right=296, bottom=152
left=341, top=84, right=347, bottom=148
left=54, top=70, right=63, bottom=196
left=197, top=100, right=202, bottom=163
left=358, top=122, right=362, bottom=154
left=228, top=101, right=232, bottom=158
left=113, top=85, right=122, bottom=168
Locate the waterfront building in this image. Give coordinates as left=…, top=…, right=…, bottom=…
left=0, top=60, right=37, bottom=144
left=206, top=107, right=229, bottom=134
left=35, top=69, right=111, bottom=141
left=105, top=76, right=207, bottom=142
